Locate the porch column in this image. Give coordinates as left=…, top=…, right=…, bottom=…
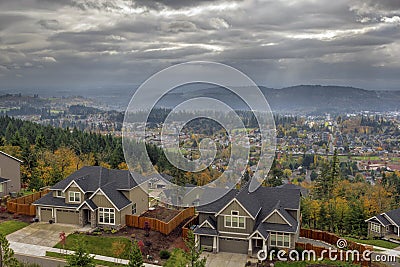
left=212, top=236, right=217, bottom=253
left=263, top=239, right=267, bottom=253
left=248, top=239, right=252, bottom=256
left=91, top=211, right=96, bottom=228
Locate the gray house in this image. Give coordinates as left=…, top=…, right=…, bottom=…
left=194, top=184, right=301, bottom=255
left=366, top=208, right=400, bottom=238
left=33, top=166, right=148, bottom=228
left=0, top=151, right=22, bottom=197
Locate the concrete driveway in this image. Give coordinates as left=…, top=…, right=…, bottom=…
left=7, top=222, right=80, bottom=247
left=203, top=252, right=249, bottom=267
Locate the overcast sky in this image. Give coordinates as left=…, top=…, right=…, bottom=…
left=1, top=0, right=400, bottom=92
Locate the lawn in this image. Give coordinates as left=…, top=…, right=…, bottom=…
left=345, top=237, right=399, bottom=249
left=46, top=251, right=126, bottom=266
left=0, top=220, right=29, bottom=235
left=54, top=233, right=132, bottom=259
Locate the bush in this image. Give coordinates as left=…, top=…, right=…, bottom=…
left=159, top=250, right=171, bottom=259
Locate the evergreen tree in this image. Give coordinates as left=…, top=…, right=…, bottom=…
left=65, top=240, right=95, bottom=267
left=184, top=231, right=206, bottom=267
left=163, top=249, right=187, bottom=267
left=127, top=240, right=144, bottom=267
left=0, top=233, right=19, bottom=267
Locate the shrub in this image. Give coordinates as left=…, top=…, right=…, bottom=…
left=159, top=250, right=171, bottom=259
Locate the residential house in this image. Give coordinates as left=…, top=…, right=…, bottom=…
left=33, top=166, right=148, bottom=228
left=193, top=184, right=301, bottom=255
left=366, top=208, right=400, bottom=238
left=0, top=151, right=23, bottom=197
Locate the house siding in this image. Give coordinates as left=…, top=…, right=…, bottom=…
left=367, top=222, right=385, bottom=237
left=265, top=212, right=287, bottom=224
left=217, top=200, right=254, bottom=234
left=0, top=152, right=21, bottom=195
left=129, top=186, right=148, bottom=215
left=65, top=186, right=83, bottom=204
left=91, top=193, right=124, bottom=226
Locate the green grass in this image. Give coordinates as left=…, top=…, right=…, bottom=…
left=54, top=233, right=132, bottom=259
left=46, top=251, right=126, bottom=266
left=0, top=220, right=29, bottom=235
left=274, top=260, right=359, bottom=267
left=345, top=237, right=399, bottom=249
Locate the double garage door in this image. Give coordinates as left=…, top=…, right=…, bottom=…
left=219, top=237, right=248, bottom=254
left=40, top=208, right=79, bottom=225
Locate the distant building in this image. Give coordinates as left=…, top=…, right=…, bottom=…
left=0, top=151, right=23, bottom=197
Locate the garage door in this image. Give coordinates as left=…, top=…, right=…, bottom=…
left=219, top=237, right=248, bottom=254
left=40, top=208, right=53, bottom=222
left=56, top=209, right=80, bottom=225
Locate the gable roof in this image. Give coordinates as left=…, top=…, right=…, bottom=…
left=77, top=199, right=98, bottom=211
left=33, top=192, right=79, bottom=208
left=384, top=208, right=400, bottom=226
left=0, top=151, right=23, bottom=163
left=51, top=166, right=139, bottom=192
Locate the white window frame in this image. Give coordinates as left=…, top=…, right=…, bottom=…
left=0, top=183, right=3, bottom=193
left=270, top=232, right=291, bottom=248
left=56, top=191, right=65, bottom=198
left=224, top=210, right=246, bottom=229
left=69, top=191, right=81, bottom=203
left=98, top=207, right=115, bottom=225
left=371, top=222, right=381, bottom=233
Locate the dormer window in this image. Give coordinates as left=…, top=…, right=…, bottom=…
left=224, top=210, right=245, bottom=229
left=69, top=192, right=81, bottom=203
left=56, top=191, right=65, bottom=198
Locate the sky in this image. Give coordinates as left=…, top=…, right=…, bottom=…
left=1, top=0, right=400, bottom=92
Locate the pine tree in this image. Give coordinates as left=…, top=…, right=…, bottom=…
left=184, top=231, right=206, bottom=267
left=65, top=240, right=95, bottom=267
left=0, top=233, right=19, bottom=267
left=127, top=240, right=144, bottom=267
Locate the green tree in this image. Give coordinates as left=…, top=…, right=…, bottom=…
left=0, top=233, right=19, bottom=267
left=185, top=231, right=206, bottom=267
left=163, top=249, right=188, bottom=267
left=65, top=239, right=95, bottom=267
left=127, top=240, right=144, bottom=267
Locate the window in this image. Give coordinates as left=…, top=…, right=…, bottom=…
left=0, top=183, right=3, bottom=193
left=56, top=191, right=65, bottom=198
left=371, top=222, right=381, bottom=233
left=224, top=210, right=246, bottom=229
left=69, top=192, right=81, bottom=203
left=98, top=207, right=115, bottom=225
left=270, top=232, right=291, bottom=248
left=132, top=203, right=137, bottom=214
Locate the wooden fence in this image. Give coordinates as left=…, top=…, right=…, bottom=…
left=126, top=206, right=195, bottom=235
left=6, top=189, right=50, bottom=216
left=182, top=214, right=199, bottom=239
left=299, top=229, right=372, bottom=266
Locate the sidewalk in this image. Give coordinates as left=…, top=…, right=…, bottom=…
left=9, top=241, right=160, bottom=267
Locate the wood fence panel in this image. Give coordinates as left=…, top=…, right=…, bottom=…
left=126, top=207, right=195, bottom=235
left=6, top=189, right=49, bottom=216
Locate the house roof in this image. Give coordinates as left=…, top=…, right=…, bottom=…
left=77, top=199, right=98, bottom=211
left=0, top=151, right=23, bottom=163
left=33, top=192, right=80, bottom=208
left=193, top=227, right=218, bottom=236
left=51, top=166, right=139, bottom=192
left=261, top=222, right=298, bottom=233
left=99, top=182, right=131, bottom=210
left=375, top=214, right=391, bottom=226
left=0, top=177, right=10, bottom=184
left=384, top=208, right=400, bottom=226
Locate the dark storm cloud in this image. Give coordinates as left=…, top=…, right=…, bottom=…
left=0, top=0, right=399, bottom=90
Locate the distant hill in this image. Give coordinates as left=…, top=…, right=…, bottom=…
left=157, top=85, right=400, bottom=114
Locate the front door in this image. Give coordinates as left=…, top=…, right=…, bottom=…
left=86, top=210, right=91, bottom=224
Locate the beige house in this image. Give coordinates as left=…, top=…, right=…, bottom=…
left=33, top=166, right=148, bottom=228
left=366, top=208, right=400, bottom=238
left=0, top=151, right=22, bottom=197
left=194, top=184, right=301, bottom=255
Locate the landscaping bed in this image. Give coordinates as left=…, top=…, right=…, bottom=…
left=0, top=205, right=35, bottom=224
left=140, top=206, right=180, bottom=222
left=56, top=216, right=190, bottom=265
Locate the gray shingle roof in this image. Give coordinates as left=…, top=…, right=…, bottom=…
left=100, top=182, right=131, bottom=210
left=376, top=214, right=391, bottom=226
left=262, top=222, right=298, bottom=233
left=0, top=177, right=10, bottom=184
left=33, top=192, right=79, bottom=208
left=384, top=208, right=400, bottom=226
left=194, top=227, right=218, bottom=236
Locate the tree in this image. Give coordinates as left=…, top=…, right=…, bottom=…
left=184, top=231, right=206, bottom=267
left=127, top=240, right=144, bottom=267
left=0, top=233, right=19, bottom=267
left=163, top=249, right=188, bottom=267
left=65, top=239, right=95, bottom=267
